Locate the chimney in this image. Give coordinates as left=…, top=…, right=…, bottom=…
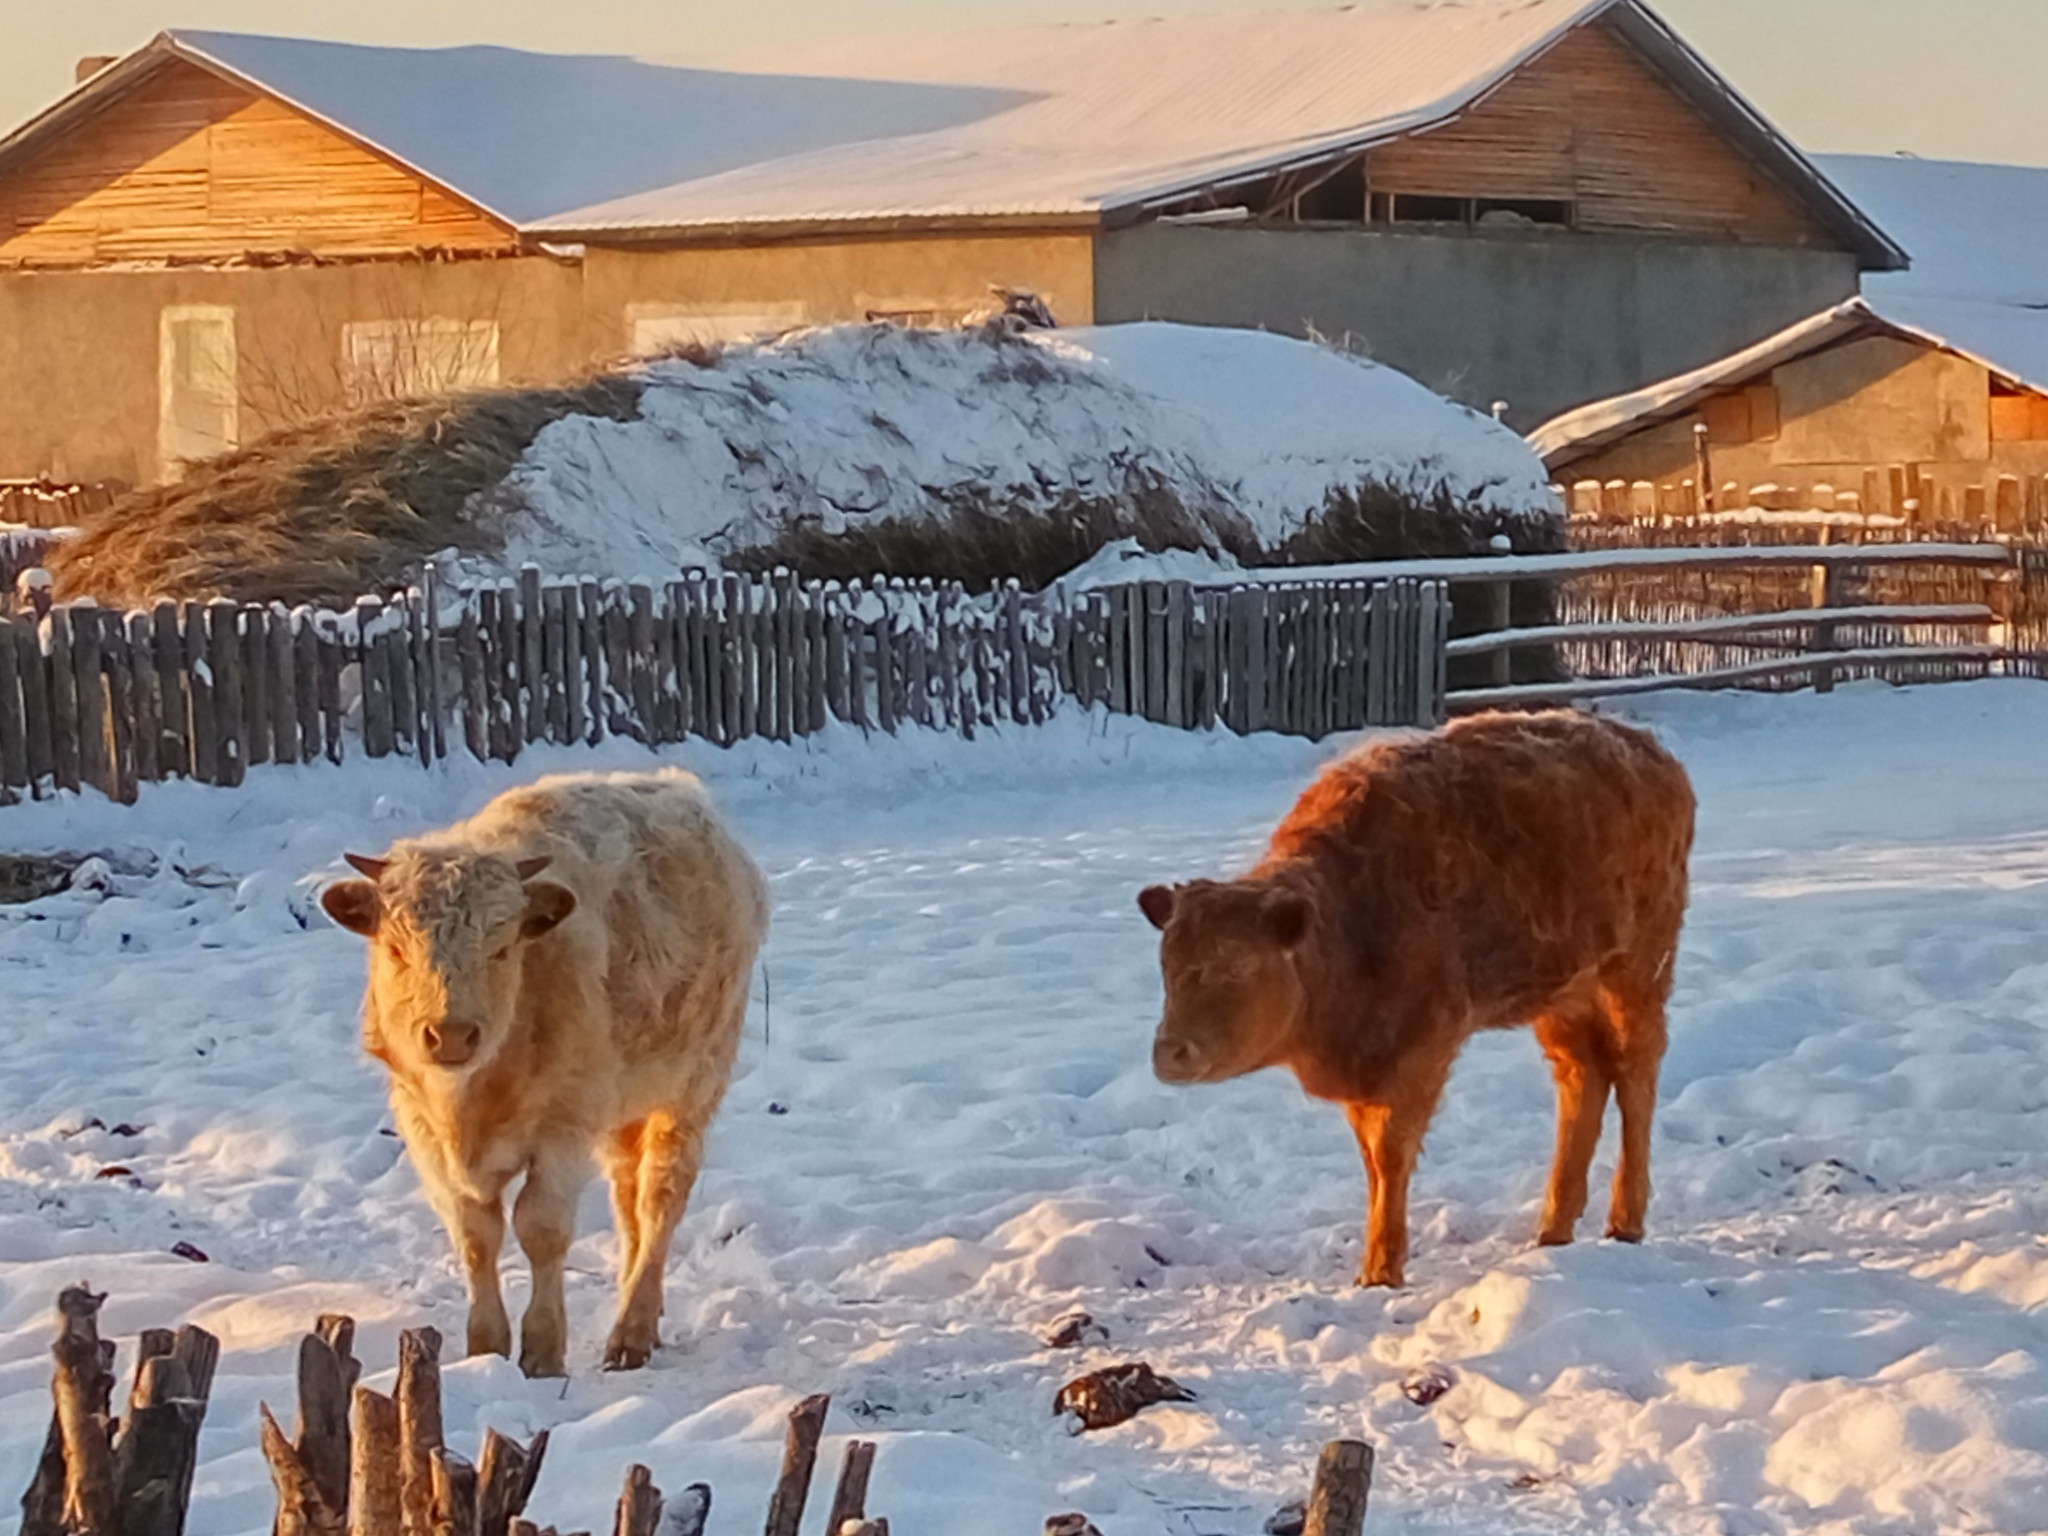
left=75, top=55, right=119, bottom=84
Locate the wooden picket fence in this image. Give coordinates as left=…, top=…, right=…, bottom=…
left=0, top=567, right=1450, bottom=804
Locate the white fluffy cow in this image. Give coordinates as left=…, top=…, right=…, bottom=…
left=321, top=769, right=768, bottom=1376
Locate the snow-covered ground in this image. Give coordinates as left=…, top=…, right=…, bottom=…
left=468, top=322, right=1555, bottom=584
left=4, top=681, right=2048, bottom=1536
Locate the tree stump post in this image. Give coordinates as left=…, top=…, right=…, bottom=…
left=822, top=1441, right=874, bottom=1536
left=396, top=1329, right=445, bottom=1536
left=348, top=1389, right=402, bottom=1536
left=761, top=1394, right=829, bottom=1536
left=1302, top=1440, right=1373, bottom=1536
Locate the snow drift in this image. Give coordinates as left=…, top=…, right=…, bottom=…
left=51, top=322, right=1559, bottom=608
left=478, top=322, right=1560, bottom=589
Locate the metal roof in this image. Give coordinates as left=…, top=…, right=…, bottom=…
left=0, top=2, right=1901, bottom=265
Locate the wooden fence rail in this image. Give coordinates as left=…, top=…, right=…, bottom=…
left=0, top=568, right=1449, bottom=805
left=1433, top=541, right=2034, bottom=710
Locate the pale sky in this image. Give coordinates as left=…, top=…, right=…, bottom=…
left=2, top=0, right=2040, bottom=169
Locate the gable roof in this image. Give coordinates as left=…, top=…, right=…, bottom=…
left=1534, top=155, right=2048, bottom=462
left=0, top=3, right=1902, bottom=261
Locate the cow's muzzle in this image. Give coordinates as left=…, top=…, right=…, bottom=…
left=424, top=1019, right=483, bottom=1067
left=1152, top=1034, right=1208, bottom=1085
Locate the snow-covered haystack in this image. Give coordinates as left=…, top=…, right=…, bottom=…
left=480, top=322, right=1560, bottom=590
left=50, top=322, right=1558, bottom=607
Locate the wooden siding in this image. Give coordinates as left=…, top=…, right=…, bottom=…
left=0, top=59, right=512, bottom=264
left=1366, top=21, right=1834, bottom=248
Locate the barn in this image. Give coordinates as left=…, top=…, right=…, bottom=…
left=1533, top=157, right=2048, bottom=529
left=0, top=0, right=1901, bottom=490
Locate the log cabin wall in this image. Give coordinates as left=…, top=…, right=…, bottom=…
left=1364, top=20, right=1834, bottom=248
left=0, top=59, right=512, bottom=264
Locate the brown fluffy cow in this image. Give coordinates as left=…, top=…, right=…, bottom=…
left=321, top=769, right=768, bottom=1376
left=1139, top=710, right=1694, bottom=1288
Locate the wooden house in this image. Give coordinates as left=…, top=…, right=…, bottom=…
left=0, top=0, right=1900, bottom=490
left=1533, top=157, right=2048, bottom=530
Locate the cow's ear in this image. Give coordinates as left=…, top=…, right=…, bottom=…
left=1262, top=891, right=1311, bottom=950
left=321, top=880, right=381, bottom=937
left=521, top=881, right=577, bottom=939
left=1137, top=884, right=1177, bottom=931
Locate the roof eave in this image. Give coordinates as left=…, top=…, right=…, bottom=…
left=0, top=36, right=182, bottom=179
left=524, top=208, right=1103, bottom=244
left=1604, top=1, right=1909, bottom=272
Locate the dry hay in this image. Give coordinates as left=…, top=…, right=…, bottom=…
left=48, top=375, right=645, bottom=609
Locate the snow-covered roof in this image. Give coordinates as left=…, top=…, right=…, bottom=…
left=0, top=2, right=1899, bottom=260
left=1817, top=155, right=2048, bottom=311
left=1532, top=154, right=2048, bottom=462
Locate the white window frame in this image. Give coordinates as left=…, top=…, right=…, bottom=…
left=158, top=304, right=239, bottom=479
left=341, top=317, right=501, bottom=402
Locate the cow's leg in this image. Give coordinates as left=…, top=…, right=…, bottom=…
left=512, top=1145, right=587, bottom=1379
left=1534, top=1010, right=1613, bottom=1248
left=1605, top=984, right=1669, bottom=1243
left=1345, top=1057, right=1450, bottom=1288
left=602, top=1120, right=647, bottom=1283
left=604, top=1109, right=702, bottom=1371
left=450, top=1193, right=512, bottom=1360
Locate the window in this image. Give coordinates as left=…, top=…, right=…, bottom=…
left=1368, top=193, right=1575, bottom=229
left=341, top=318, right=500, bottom=402
left=625, top=303, right=805, bottom=355
left=158, top=305, right=238, bottom=478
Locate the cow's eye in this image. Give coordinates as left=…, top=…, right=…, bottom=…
left=491, top=945, right=513, bottom=962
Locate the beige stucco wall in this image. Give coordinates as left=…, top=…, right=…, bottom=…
left=578, top=233, right=1096, bottom=353
left=0, top=230, right=1097, bottom=487
left=1551, top=339, right=2048, bottom=515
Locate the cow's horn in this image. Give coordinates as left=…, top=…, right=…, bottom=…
left=515, top=856, right=553, bottom=881
left=344, top=853, right=389, bottom=880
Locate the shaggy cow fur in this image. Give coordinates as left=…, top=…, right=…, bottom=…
left=1140, top=710, right=1695, bottom=1287
left=321, top=769, right=768, bottom=1375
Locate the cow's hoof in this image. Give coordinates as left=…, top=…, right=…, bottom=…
left=1536, top=1227, right=1575, bottom=1248
left=602, top=1340, right=653, bottom=1372
left=517, top=1345, right=567, bottom=1380
left=1354, top=1267, right=1404, bottom=1290
left=1605, top=1225, right=1644, bottom=1245
left=603, top=1325, right=658, bottom=1372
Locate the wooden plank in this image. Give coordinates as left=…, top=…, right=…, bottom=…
left=207, top=600, right=244, bottom=786
left=602, top=587, right=637, bottom=743
left=805, top=582, right=829, bottom=734
left=309, top=609, right=345, bottom=770
left=103, top=616, right=138, bottom=803
left=474, top=589, right=504, bottom=760
left=455, top=603, right=485, bottom=762
left=357, top=599, right=393, bottom=760
left=0, top=610, right=27, bottom=796
left=762, top=1394, right=829, bottom=1536
left=15, top=615, right=53, bottom=792
left=422, top=565, right=445, bottom=766
left=574, top=580, right=602, bottom=744
left=660, top=583, right=687, bottom=742
left=268, top=606, right=298, bottom=766
left=871, top=616, right=896, bottom=733
left=317, top=614, right=345, bottom=765
left=1106, top=586, right=1129, bottom=715
left=46, top=609, right=81, bottom=793
left=775, top=571, right=798, bottom=742
left=627, top=583, right=658, bottom=742
left=1448, top=603, right=2000, bottom=656
left=846, top=588, right=870, bottom=732
left=1451, top=644, right=2013, bottom=710
left=678, top=577, right=707, bottom=739
left=70, top=606, right=113, bottom=797
left=1165, top=581, right=1191, bottom=728
left=241, top=605, right=271, bottom=768
left=383, top=627, right=414, bottom=758
left=1004, top=581, right=1029, bottom=725
left=153, top=602, right=188, bottom=778
left=560, top=582, right=587, bottom=746
left=495, top=584, right=523, bottom=758
left=520, top=567, right=546, bottom=744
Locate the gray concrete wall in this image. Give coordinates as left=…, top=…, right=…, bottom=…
left=1094, top=225, right=1860, bottom=431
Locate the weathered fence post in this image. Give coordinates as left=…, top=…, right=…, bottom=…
left=762, top=1393, right=829, bottom=1536
left=1302, top=1440, right=1373, bottom=1536
left=1810, top=560, right=1844, bottom=695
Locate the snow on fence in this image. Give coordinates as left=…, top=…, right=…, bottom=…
left=1439, top=542, right=2027, bottom=709
left=1, top=478, right=111, bottom=530
left=0, top=568, right=1449, bottom=805
left=1564, top=467, right=2048, bottom=533
left=2, top=523, right=68, bottom=613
